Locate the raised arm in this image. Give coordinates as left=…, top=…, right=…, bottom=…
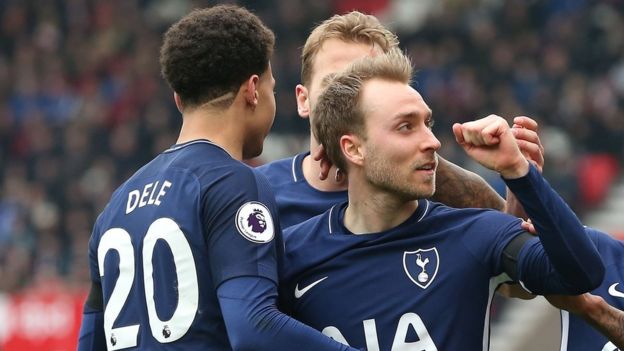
left=454, top=115, right=604, bottom=294
left=504, top=116, right=545, bottom=219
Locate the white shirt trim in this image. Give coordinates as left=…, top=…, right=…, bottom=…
left=328, top=205, right=336, bottom=234
left=560, top=310, right=569, bottom=351
left=291, top=154, right=299, bottom=182
left=417, top=200, right=430, bottom=222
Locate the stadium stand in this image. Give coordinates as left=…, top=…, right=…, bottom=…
left=0, top=0, right=621, bottom=349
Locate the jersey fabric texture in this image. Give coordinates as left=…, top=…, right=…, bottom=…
left=560, top=228, right=624, bottom=351
left=87, top=139, right=281, bottom=350
left=280, top=199, right=524, bottom=350
left=255, top=152, right=347, bottom=229
left=280, top=166, right=605, bottom=350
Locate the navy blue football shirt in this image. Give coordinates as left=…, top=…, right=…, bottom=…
left=560, top=228, right=624, bottom=351
left=255, top=152, right=347, bottom=228
left=88, top=139, right=281, bottom=350
left=280, top=200, right=524, bottom=350
left=279, top=166, right=604, bottom=350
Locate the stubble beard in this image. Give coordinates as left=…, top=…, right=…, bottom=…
left=365, top=148, right=436, bottom=201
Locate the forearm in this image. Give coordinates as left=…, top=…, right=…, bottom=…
left=583, top=297, right=624, bottom=349
left=218, top=276, right=357, bottom=351
left=505, top=165, right=604, bottom=293
left=432, top=156, right=505, bottom=210
left=504, top=188, right=528, bottom=219
left=554, top=294, right=624, bottom=349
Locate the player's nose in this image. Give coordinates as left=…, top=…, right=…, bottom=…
left=421, top=128, right=441, bottom=151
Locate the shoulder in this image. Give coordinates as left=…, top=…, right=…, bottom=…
left=284, top=211, right=328, bottom=241
left=586, top=227, right=624, bottom=259
left=425, top=201, right=501, bottom=221
left=281, top=210, right=332, bottom=280
left=425, top=201, right=522, bottom=232
left=202, top=162, right=273, bottom=203
left=255, top=153, right=306, bottom=185
left=282, top=210, right=332, bottom=259
left=585, top=227, right=614, bottom=242
left=256, top=155, right=294, bottom=173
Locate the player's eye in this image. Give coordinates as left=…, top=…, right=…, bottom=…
left=426, top=118, right=435, bottom=130
left=398, top=123, right=412, bottom=131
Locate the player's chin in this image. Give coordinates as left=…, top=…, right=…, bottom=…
left=422, top=186, right=435, bottom=199
left=417, top=178, right=436, bottom=198
left=414, top=172, right=436, bottom=185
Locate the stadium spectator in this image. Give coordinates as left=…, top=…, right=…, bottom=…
left=0, top=0, right=621, bottom=297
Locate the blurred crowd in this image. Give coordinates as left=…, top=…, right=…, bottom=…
left=0, top=0, right=622, bottom=292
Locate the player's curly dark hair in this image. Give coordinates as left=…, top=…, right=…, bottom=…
left=160, top=5, right=275, bottom=108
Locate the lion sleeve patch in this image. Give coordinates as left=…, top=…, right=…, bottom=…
left=235, top=201, right=275, bottom=243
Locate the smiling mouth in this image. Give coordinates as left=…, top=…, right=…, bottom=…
left=415, top=161, right=437, bottom=172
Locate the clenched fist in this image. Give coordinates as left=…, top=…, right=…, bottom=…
left=452, top=115, right=529, bottom=179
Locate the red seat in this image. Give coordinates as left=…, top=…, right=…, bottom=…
left=577, top=154, right=620, bottom=207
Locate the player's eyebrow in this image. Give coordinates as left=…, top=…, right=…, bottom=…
left=391, top=108, right=432, bottom=121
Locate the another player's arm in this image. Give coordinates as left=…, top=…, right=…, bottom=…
left=496, top=282, right=536, bottom=300
left=218, top=277, right=357, bottom=351
left=432, top=156, right=505, bottom=210
left=314, top=144, right=506, bottom=210
left=209, top=170, right=357, bottom=351
left=547, top=294, right=624, bottom=349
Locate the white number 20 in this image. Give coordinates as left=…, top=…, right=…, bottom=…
left=97, top=218, right=199, bottom=350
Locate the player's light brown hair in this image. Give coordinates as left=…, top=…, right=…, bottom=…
left=312, top=48, right=413, bottom=172
left=160, top=5, right=275, bottom=109
left=300, top=11, right=399, bottom=86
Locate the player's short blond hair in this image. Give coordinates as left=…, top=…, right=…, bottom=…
left=313, top=48, right=413, bottom=172
left=300, top=11, right=399, bottom=86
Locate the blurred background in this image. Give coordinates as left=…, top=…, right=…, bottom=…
left=0, top=0, right=621, bottom=349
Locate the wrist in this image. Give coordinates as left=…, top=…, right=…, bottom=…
left=500, top=159, right=530, bottom=179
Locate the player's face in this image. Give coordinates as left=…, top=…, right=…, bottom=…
left=244, top=63, right=276, bottom=159
left=359, top=79, right=441, bottom=199
left=302, top=39, right=380, bottom=119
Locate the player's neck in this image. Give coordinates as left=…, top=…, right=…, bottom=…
left=344, top=180, right=418, bottom=234
left=302, top=138, right=348, bottom=192
left=177, top=107, right=243, bottom=160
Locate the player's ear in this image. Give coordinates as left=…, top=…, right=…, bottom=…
left=296, top=84, right=310, bottom=119
left=340, top=134, right=364, bottom=168
left=173, top=92, right=183, bottom=113
left=244, top=75, right=260, bottom=109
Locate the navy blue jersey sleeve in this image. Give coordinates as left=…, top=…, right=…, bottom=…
left=461, top=211, right=526, bottom=276
left=505, top=165, right=605, bottom=294
left=218, top=276, right=359, bottom=351
left=77, top=310, right=106, bottom=351
left=584, top=227, right=615, bottom=256
left=202, top=165, right=281, bottom=288
left=87, top=215, right=103, bottom=288
left=78, top=218, right=106, bottom=351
